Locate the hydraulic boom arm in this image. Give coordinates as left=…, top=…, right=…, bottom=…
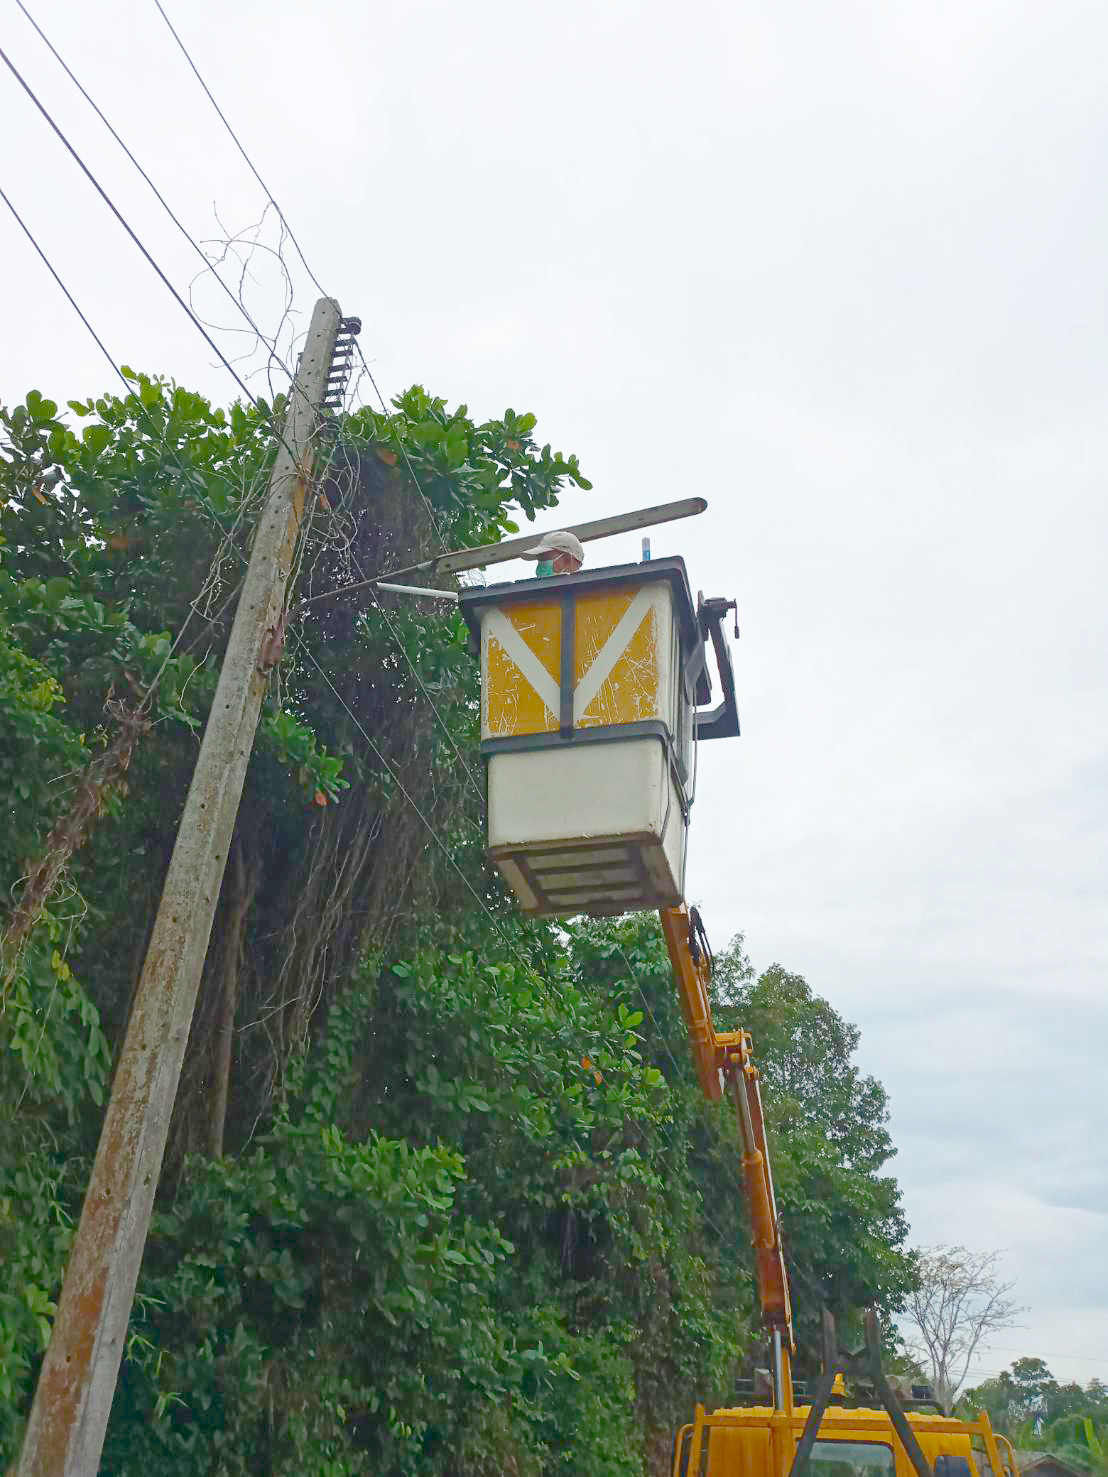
left=659, top=903, right=796, bottom=1402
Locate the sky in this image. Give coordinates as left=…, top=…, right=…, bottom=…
left=2, top=0, right=1106, bottom=1396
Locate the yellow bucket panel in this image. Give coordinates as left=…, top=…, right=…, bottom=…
left=502, top=599, right=563, bottom=679
left=578, top=604, right=658, bottom=727
left=485, top=600, right=562, bottom=737
left=573, top=588, right=634, bottom=661
left=573, top=585, right=661, bottom=727
left=481, top=583, right=666, bottom=740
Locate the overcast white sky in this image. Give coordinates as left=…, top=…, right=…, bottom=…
left=3, top=0, right=1106, bottom=1395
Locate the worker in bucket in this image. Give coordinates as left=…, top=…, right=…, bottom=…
left=521, top=530, right=585, bottom=577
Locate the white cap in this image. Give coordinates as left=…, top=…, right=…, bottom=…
left=521, top=530, right=585, bottom=563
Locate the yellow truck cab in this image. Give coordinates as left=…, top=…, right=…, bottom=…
left=674, top=1401, right=1022, bottom=1477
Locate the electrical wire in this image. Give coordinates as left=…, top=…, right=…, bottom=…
left=612, top=938, right=735, bottom=1246
left=976, top=1345, right=1108, bottom=1368
left=74, top=14, right=451, bottom=641
left=11, top=0, right=295, bottom=386
left=140, top=26, right=494, bottom=762
left=9, top=11, right=730, bottom=1253
left=0, top=41, right=267, bottom=415
left=365, top=591, right=486, bottom=810
left=150, top=0, right=329, bottom=303
left=354, top=344, right=455, bottom=555
left=0, top=181, right=127, bottom=391
left=149, top=0, right=435, bottom=531
left=0, top=31, right=328, bottom=602
left=0, top=178, right=277, bottom=716
left=294, top=634, right=533, bottom=974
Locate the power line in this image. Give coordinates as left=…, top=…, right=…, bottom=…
left=150, top=0, right=329, bottom=303
left=11, top=0, right=294, bottom=386
left=0, top=178, right=274, bottom=717
left=353, top=343, right=454, bottom=554
left=9, top=7, right=730, bottom=1259
left=20, top=0, right=453, bottom=601
left=0, top=33, right=330, bottom=594
left=977, top=1345, right=1108, bottom=1369
left=115, top=17, right=473, bottom=727
left=146, top=36, right=472, bottom=599
left=0, top=40, right=266, bottom=414
left=365, top=587, right=487, bottom=810
left=616, top=940, right=691, bottom=1085
left=0, top=181, right=127, bottom=391
left=151, top=0, right=481, bottom=569
left=294, top=633, right=535, bottom=974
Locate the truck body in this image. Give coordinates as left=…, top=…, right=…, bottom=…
left=674, top=1404, right=1021, bottom=1477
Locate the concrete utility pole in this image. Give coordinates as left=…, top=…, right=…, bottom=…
left=17, top=297, right=343, bottom=1477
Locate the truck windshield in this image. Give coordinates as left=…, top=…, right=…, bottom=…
left=808, top=1441, right=896, bottom=1477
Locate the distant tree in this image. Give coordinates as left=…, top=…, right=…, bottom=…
left=903, top=1246, right=1023, bottom=1412
left=961, top=1368, right=1020, bottom=1431
left=1012, top=1357, right=1062, bottom=1414
left=963, top=1359, right=1108, bottom=1449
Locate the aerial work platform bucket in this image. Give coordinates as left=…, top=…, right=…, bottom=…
left=459, top=557, right=737, bottom=917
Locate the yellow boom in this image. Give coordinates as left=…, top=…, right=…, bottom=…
left=659, top=903, right=796, bottom=1408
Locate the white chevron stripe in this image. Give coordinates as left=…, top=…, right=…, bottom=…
left=573, top=586, right=657, bottom=722
left=484, top=608, right=561, bottom=722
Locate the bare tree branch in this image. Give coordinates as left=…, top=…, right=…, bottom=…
left=902, top=1245, right=1025, bottom=1412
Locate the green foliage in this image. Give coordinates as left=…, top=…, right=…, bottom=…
left=0, top=371, right=914, bottom=1474
left=567, top=915, right=914, bottom=1373
left=0, top=629, right=87, bottom=886
left=0, top=917, right=109, bottom=1458
left=962, top=1359, right=1108, bottom=1471
left=98, top=966, right=670, bottom=1476
left=108, top=1122, right=515, bottom=1471
left=258, top=708, right=350, bottom=804
left=0, top=1138, right=74, bottom=1454
left=359, top=387, right=592, bottom=545
left=713, top=954, right=913, bottom=1351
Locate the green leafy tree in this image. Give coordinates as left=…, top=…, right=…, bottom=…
left=565, top=916, right=914, bottom=1375
left=2, top=371, right=915, bottom=1475
left=962, top=1360, right=1108, bottom=1473
left=711, top=945, right=915, bottom=1360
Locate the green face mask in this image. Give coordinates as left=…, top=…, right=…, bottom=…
left=536, top=559, right=554, bottom=577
